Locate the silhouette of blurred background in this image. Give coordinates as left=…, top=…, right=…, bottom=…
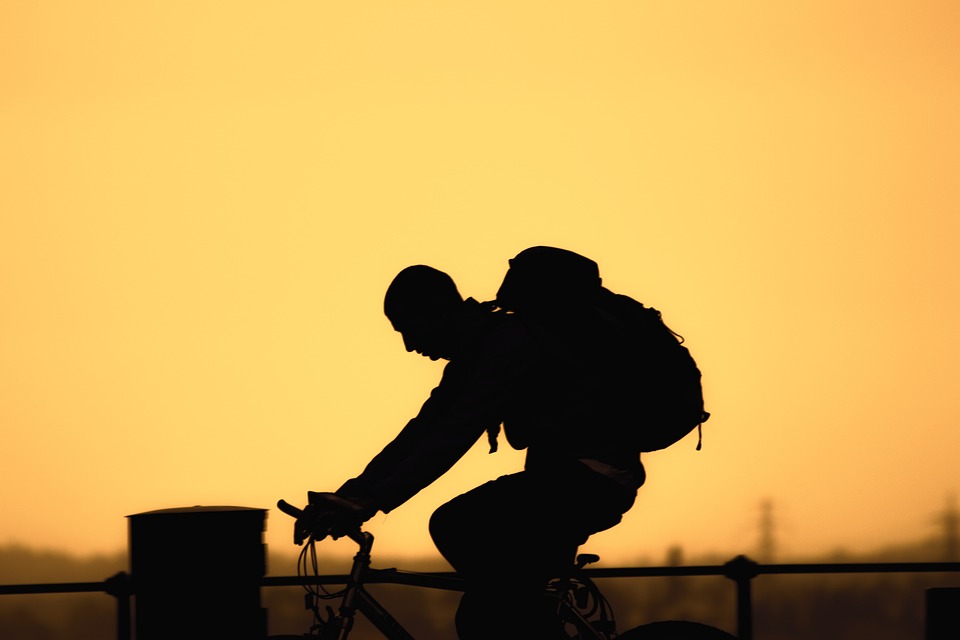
left=1, top=4, right=958, bottom=636
left=2, top=527, right=958, bottom=639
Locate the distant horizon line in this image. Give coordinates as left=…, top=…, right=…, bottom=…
left=1, top=532, right=953, bottom=567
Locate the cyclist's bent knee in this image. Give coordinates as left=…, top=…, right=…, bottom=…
left=428, top=499, right=463, bottom=555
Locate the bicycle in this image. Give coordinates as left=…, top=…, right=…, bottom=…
left=273, top=494, right=736, bottom=640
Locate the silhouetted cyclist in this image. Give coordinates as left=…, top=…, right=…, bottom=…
left=303, top=264, right=642, bottom=639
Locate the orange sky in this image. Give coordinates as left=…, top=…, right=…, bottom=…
left=1, top=2, right=959, bottom=567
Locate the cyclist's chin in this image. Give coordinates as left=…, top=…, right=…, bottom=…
left=414, top=347, right=446, bottom=361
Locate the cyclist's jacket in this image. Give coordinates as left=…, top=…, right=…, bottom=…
left=338, top=299, right=645, bottom=513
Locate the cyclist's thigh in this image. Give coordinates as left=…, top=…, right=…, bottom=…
left=429, top=472, right=576, bottom=572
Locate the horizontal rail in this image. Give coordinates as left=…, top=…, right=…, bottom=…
left=743, top=561, right=960, bottom=575
left=0, top=572, right=132, bottom=640
left=0, top=580, right=111, bottom=596
left=2, top=560, right=958, bottom=640
left=261, top=560, right=960, bottom=589
left=7, top=561, right=956, bottom=596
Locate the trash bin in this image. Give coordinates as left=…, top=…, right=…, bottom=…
left=129, top=506, right=267, bottom=640
left=926, top=587, right=960, bottom=640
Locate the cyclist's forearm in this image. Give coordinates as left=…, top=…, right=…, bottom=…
left=338, top=420, right=421, bottom=490
left=339, top=322, right=531, bottom=512
left=364, top=427, right=484, bottom=512
left=364, top=381, right=512, bottom=511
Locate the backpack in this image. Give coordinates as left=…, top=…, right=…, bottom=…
left=494, top=246, right=709, bottom=452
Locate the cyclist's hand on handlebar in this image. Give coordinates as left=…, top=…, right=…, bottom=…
left=309, top=491, right=377, bottom=540
left=276, top=499, right=327, bottom=545
left=277, top=493, right=377, bottom=545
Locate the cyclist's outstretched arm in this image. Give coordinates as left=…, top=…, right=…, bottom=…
left=338, top=320, right=534, bottom=513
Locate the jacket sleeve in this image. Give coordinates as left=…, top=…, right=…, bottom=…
left=337, top=320, right=533, bottom=513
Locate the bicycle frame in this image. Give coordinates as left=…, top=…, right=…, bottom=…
left=316, top=531, right=416, bottom=640
left=276, top=498, right=736, bottom=639
left=293, top=529, right=612, bottom=640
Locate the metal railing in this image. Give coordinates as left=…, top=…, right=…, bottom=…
left=0, top=571, right=132, bottom=639
left=2, top=557, right=959, bottom=639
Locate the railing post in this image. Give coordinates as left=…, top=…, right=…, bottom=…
left=723, top=555, right=759, bottom=640
left=104, top=572, right=132, bottom=640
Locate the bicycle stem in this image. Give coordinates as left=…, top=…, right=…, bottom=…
left=324, top=531, right=375, bottom=640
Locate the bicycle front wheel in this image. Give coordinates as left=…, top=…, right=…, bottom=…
left=616, top=620, right=737, bottom=639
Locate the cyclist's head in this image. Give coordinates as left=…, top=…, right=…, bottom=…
left=384, top=265, right=464, bottom=361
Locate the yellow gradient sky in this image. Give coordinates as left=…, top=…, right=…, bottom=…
left=2, top=2, right=958, bottom=566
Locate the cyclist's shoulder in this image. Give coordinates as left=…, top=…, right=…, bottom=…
left=452, top=302, right=538, bottom=369
left=485, top=307, right=538, bottom=350
left=462, top=298, right=527, bottom=340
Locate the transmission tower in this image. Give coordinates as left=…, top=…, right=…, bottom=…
left=938, top=493, right=959, bottom=562
left=758, top=499, right=776, bottom=562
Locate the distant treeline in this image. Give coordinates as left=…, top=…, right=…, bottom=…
left=1, top=542, right=957, bottom=639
